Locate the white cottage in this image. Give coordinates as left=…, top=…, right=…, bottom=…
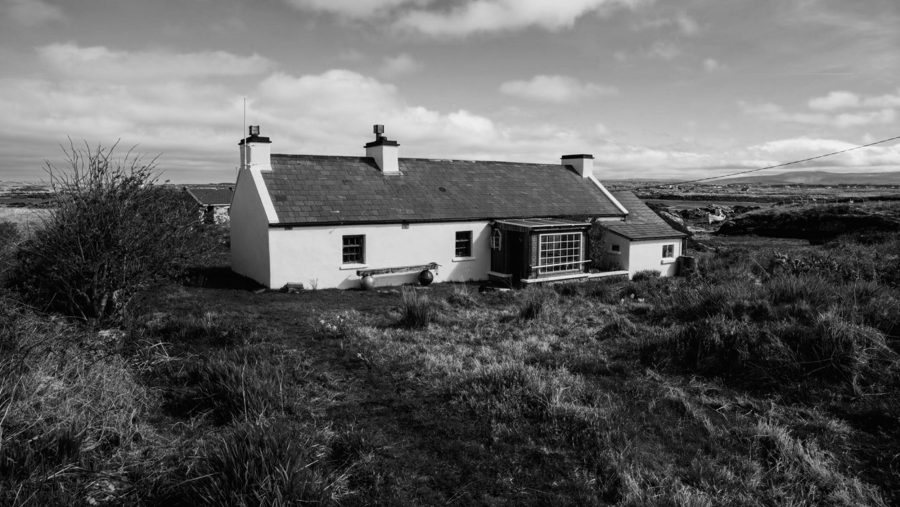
left=230, top=125, right=686, bottom=289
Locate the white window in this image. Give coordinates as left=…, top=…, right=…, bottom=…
left=538, top=232, right=583, bottom=274
left=342, top=235, right=365, bottom=264
left=662, top=244, right=675, bottom=259
left=455, top=231, right=472, bottom=258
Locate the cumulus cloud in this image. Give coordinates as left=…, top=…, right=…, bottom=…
left=703, top=58, right=720, bottom=73
left=807, top=91, right=860, bottom=111
left=808, top=89, right=900, bottom=110
left=380, top=53, right=421, bottom=78
left=634, top=12, right=699, bottom=36
left=282, top=0, right=424, bottom=19
left=38, top=43, right=274, bottom=81
left=4, top=42, right=894, bottom=182
left=499, top=75, right=618, bottom=103
left=744, top=137, right=900, bottom=168
left=393, top=0, right=652, bottom=37
left=645, top=41, right=681, bottom=60
left=5, top=0, right=63, bottom=27
left=740, top=101, right=896, bottom=128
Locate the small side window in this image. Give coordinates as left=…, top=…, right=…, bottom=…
left=662, top=244, right=674, bottom=259
left=343, top=235, right=365, bottom=264
left=455, top=231, right=472, bottom=258
left=610, top=244, right=621, bottom=254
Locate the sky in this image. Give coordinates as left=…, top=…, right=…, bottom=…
left=0, top=0, right=898, bottom=183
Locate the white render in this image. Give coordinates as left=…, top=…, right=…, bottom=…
left=269, top=221, right=491, bottom=289
left=605, top=230, right=682, bottom=278
left=230, top=166, right=272, bottom=284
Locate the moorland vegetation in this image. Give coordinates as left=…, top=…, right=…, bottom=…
left=0, top=150, right=898, bottom=505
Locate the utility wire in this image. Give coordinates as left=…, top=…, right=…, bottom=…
left=631, top=134, right=900, bottom=191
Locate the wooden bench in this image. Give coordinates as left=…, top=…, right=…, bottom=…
left=356, top=262, right=440, bottom=278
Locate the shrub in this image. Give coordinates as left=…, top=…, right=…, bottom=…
left=398, top=287, right=433, bottom=328
left=631, top=270, right=660, bottom=282
left=11, top=142, right=213, bottom=321
left=0, top=221, right=20, bottom=282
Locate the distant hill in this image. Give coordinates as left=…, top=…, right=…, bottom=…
left=712, top=171, right=900, bottom=186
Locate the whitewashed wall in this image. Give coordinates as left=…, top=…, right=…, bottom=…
left=268, top=221, right=492, bottom=289
left=230, top=167, right=271, bottom=285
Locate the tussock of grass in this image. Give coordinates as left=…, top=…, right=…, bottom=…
left=398, top=287, right=433, bottom=328
left=752, top=420, right=885, bottom=506
left=156, top=349, right=287, bottom=424
left=178, top=420, right=349, bottom=506
left=517, top=286, right=559, bottom=321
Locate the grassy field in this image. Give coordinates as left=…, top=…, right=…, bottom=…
left=2, top=222, right=898, bottom=505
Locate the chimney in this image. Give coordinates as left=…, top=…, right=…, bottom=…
left=239, top=125, right=272, bottom=170
left=365, top=124, right=400, bottom=174
left=561, top=154, right=594, bottom=179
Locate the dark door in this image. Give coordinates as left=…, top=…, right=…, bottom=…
left=507, top=232, right=527, bottom=282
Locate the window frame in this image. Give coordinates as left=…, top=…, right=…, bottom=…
left=661, top=243, right=675, bottom=259
left=610, top=243, right=621, bottom=254
left=537, top=232, right=584, bottom=274
left=454, top=230, right=473, bottom=259
left=342, top=235, right=366, bottom=265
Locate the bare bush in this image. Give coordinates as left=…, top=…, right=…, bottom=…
left=11, top=142, right=213, bottom=321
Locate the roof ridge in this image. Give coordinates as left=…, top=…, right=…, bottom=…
left=271, top=153, right=561, bottom=167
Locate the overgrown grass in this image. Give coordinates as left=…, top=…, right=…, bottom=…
left=3, top=225, right=899, bottom=504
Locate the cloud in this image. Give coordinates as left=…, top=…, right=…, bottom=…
left=808, top=89, right=900, bottom=110
left=393, top=0, right=652, bottom=37
left=282, top=0, right=424, bottom=19
left=744, top=137, right=900, bottom=168
left=5, top=42, right=895, bottom=183
left=703, top=58, right=720, bottom=73
left=634, top=12, right=699, bottom=36
left=5, top=0, right=63, bottom=27
left=741, top=101, right=896, bottom=128
left=38, top=43, right=274, bottom=81
left=380, top=53, right=421, bottom=78
left=807, top=91, right=860, bottom=111
left=645, top=41, right=681, bottom=60
left=499, top=75, right=618, bottom=103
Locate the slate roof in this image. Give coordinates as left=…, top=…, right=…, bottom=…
left=260, top=155, right=626, bottom=225
left=185, top=187, right=233, bottom=206
left=604, top=191, right=687, bottom=240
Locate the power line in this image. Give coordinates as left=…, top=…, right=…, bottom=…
left=632, top=134, right=900, bottom=191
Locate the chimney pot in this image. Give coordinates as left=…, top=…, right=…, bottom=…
left=239, top=125, right=272, bottom=170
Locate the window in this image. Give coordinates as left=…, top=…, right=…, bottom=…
left=455, top=231, right=472, bottom=258
left=538, top=232, right=583, bottom=274
left=490, top=229, right=502, bottom=250
left=662, top=244, right=675, bottom=259
left=610, top=244, right=621, bottom=254
left=342, top=235, right=365, bottom=264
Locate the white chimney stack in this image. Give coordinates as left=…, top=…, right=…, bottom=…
left=365, top=124, right=400, bottom=175
left=561, top=154, right=594, bottom=179
left=239, top=125, right=272, bottom=170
